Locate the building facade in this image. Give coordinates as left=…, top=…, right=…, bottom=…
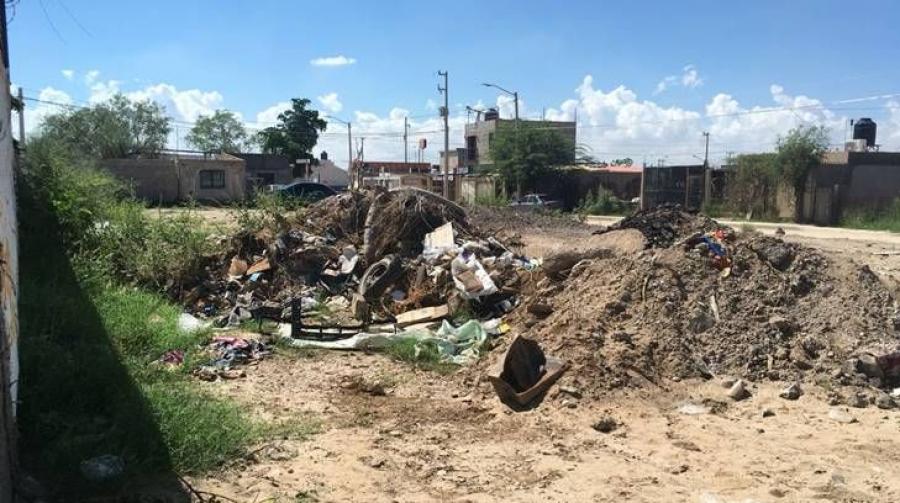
left=101, top=153, right=246, bottom=204
left=234, top=153, right=293, bottom=188
left=463, top=117, right=577, bottom=170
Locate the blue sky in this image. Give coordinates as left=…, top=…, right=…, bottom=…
left=11, top=0, right=900, bottom=165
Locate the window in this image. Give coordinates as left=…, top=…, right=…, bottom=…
left=199, top=169, right=226, bottom=189
left=466, top=136, right=477, bottom=161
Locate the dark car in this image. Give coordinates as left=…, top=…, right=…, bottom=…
left=276, top=182, right=337, bottom=203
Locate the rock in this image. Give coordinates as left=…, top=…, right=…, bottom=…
left=80, top=455, right=125, bottom=482
left=592, top=416, right=618, bottom=433
left=828, top=408, right=857, bottom=424
left=527, top=302, right=554, bottom=318
left=561, top=399, right=578, bottom=409
left=677, top=402, right=711, bottom=415
left=559, top=385, right=582, bottom=399
left=670, top=464, right=689, bottom=475
left=762, top=408, right=775, bottom=418
left=768, top=316, right=793, bottom=335
left=720, top=376, right=738, bottom=388
left=779, top=383, right=802, bottom=400
left=727, top=379, right=751, bottom=401
left=875, top=393, right=896, bottom=410
left=855, top=353, right=884, bottom=379
left=847, top=392, right=869, bottom=408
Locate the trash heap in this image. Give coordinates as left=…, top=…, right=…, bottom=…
left=505, top=208, right=900, bottom=405
left=178, top=188, right=538, bottom=364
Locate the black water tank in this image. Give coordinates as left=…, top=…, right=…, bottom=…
left=853, top=118, right=877, bottom=147
left=484, top=108, right=500, bottom=121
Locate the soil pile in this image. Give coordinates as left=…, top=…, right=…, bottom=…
left=508, top=218, right=900, bottom=398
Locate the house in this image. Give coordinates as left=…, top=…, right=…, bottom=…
left=101, top=153, right=246, bottom=204
left=352, top=160, right=432, bottom=177
left=304, top=152, right=350, bottom=190
left=797, top=150, right=900, bottom=225
left=233, top=153, right=293, bottom=188
left=439, top=148, right=469, bottom=174
left=463, top=109, right=577, bottom=170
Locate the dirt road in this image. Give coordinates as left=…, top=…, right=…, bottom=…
left=185, top=211, right=900, bottom=502
left=190, top=347, right=900, bottom=502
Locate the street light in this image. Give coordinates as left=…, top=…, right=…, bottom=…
left=482, top=82, right=519, bottom=123
left=324, top=115, right=355, bottom=190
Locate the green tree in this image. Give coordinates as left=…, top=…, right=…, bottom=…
left=40, top=94, right=171, bottom=159
left=727, top=153, right=778, bottom=218
left=488, top=124, right=575, bottom=193
left=775, top=125, right=829, bottom=192
left=257, top=98, right=327, bottom=162
left=186, top=109, right=248, bottom=153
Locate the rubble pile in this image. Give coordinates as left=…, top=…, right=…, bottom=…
left=598, top=204, right=720, bottom=248
left=178, top=188, right=536, bottom=350
left=506, top=214, right=900, bottom=402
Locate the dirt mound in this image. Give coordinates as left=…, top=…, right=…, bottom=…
left=503, top=216, right=900, bottom=398
left=598, top=204, right=721, bottom=248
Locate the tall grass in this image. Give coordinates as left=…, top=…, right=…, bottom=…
left=841, top=198, right=900, bottom=233
left=17, top=136, right=269, bottom=493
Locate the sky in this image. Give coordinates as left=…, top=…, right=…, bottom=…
left=10, top=0, right=900, bottom=167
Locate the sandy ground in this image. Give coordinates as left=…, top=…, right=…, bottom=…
left=183, top=212, right=900, bottom=502
left=189, top=350, right=900, bottom=502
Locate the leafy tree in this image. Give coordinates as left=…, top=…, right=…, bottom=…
left=257, top=98, right=327, bottom=162
left=186, top=110, right=248, bottom=153
left=727, top=153, right=778, bottom=217
left=40, top=94, right=171, bottom=159
left=775, top=125, right=829, bottom=192
left=488, top=124, right=575, bottom=193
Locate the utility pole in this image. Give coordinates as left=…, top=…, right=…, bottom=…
left=347, top=122, right=353, bottom=189
left=702, top=131, right=711, bottom=205
left=438, top=70, right=449, bottom=198
left=403, top=116, right=409, bottom=164
left=16, top=87, right=23, bottom=149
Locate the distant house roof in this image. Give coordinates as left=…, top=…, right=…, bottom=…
left=596, top=164, right=643, bottom=174
left=353, top=161, right=432, bottom=174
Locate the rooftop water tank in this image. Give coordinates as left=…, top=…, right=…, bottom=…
left=852, top=118, right=877, bottom=148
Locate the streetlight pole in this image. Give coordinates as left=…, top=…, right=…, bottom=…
left=438, top=71, right=449, bottom=198
left=482, top=82, right=519, bottom=127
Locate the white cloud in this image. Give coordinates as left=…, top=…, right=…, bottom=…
left=84, top=69, right=100, bottom=85
left=884, top=101, right=900, bottom=149
left=253, top=101, right=291, bottom=128
left=310, top=55, right=356, bottom=67
left=654, top=76, right=677, bottom=95
left=61, top=69, right=74, bottom=80
left=681, top=64, right=703, bottom=88
left=654, top=65, right=703, bottom=95
left=317, top=92, right=343, bottom=113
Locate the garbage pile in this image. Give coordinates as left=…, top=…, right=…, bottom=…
left=504, top=212, right=900, bottom=406
left=178, top=188, right=538, bottom=364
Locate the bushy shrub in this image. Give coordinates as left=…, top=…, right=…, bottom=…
left=576, top=186, right=628, bottom=215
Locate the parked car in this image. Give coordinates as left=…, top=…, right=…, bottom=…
left=276, top=182, right=337, bottom=203
left=509, top=193, right=561, bottom=210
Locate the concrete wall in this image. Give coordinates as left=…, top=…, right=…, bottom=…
left=459, top=176, right=498, bottom=204
left=799, top=154, right=900, bottom=224
left=310, top=160, right=350, bottom=188
left=0, top=43, right=17, bottom=502
left=102, top=155, right=245, bottom=204
left=236, top=153, right=293, bottom=186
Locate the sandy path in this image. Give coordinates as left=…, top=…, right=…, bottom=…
left=189, top=350, right=900, bottom=502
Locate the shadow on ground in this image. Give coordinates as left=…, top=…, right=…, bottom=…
left=16, top=184, right=189, bottom=501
